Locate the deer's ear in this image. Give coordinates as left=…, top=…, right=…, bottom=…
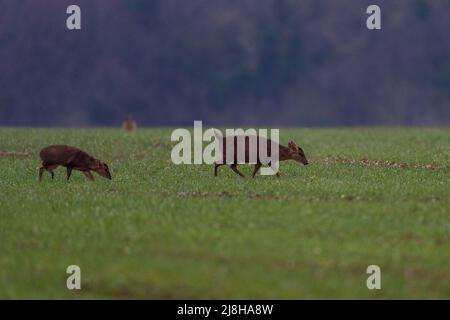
left=288, top=141, right=297, bottom=150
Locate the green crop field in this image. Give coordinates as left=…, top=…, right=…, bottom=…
left=0, top=127, right=449, bottom=299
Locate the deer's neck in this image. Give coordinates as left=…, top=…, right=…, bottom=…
left=279, top=145, right=291, bottom=161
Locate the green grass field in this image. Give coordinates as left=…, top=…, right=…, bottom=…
left=0, top=127, right=449, bottom=299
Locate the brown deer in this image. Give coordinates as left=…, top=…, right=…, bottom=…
left=39, top=145, right=112, bottom=181
left=122, top=115, right=137, bottom=131
left=213, top=135, right=308, bottom=178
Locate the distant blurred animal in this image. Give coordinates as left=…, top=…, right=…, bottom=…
left=122, top=115, right=137, bottom=130
left=39, top=145, right=112, bottom=181
left=213, top=133, right=308, bottom=178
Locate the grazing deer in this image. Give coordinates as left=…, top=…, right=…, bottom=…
left=213, top=134, right=308, bottom=178
left=39, top=145, right=112, bottom=181
left=122, top=115, right=137, bottom=130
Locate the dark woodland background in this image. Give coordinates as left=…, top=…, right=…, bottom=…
left=0, top=0, right=449, bottom=127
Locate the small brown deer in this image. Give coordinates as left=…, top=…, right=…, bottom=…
left=39, top=145, right=112, bottom=181
left=122, top=115, right=137, bottom=131
left=213, top=135, right=308, bottom=178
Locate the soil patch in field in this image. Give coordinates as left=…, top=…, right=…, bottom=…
left=176, top=191, right=297, bottom=199
left=322, top=156, right=444, bottom=170
left=0, top=150, right=31, bottom=158
left=165, top=191, right=444, bottom=204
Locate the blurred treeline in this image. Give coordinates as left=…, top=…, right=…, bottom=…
left=0, top=0, right=449, bottom=127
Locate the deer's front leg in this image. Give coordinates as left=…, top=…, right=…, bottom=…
left=252, top=163, right=262, bottom=178
left=83, top=171, right=95, bottom=181
left=66, top=166, right=73, bottom=181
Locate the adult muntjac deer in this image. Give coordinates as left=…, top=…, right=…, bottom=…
left=213, top=134, right=308, bottom=178
left=39, top=145, right=112, bottom=181
left=122, top=115, right=137, bottom=130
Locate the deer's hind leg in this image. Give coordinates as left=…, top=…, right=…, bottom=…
left=46, top=164, right=58, bottom=180
left=230, top=164, right=245, bottom=178
left=39, top=166, right=45, bottom=181
left=214, top=163, right=225, bottom=177
left=39, top=164, right=58, bottom=181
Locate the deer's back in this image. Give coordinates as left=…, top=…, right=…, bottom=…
left=40, top=145, right=89, bottom=166
left=220, top=135, right=279, bottom=164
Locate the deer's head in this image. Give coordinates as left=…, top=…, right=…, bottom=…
left=288, top=141, right=308, bottom=165
left=92, top=160, right=112, bottom=180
